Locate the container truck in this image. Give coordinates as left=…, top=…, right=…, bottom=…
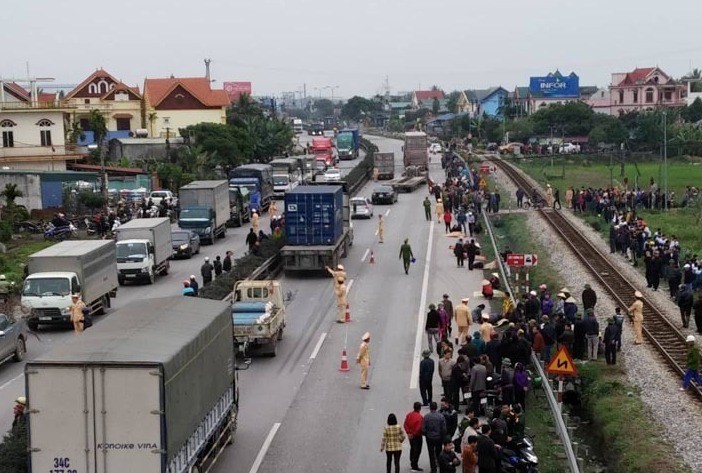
left=229, top=163, right=274, bottom=212
left=374, top=152, right=395, bottom=180
left=25, top=297, right=243, bottom=473
left=231, top=280, right=285, bottom=357
left=115, top=217, right=172, bottom=285
left=337, top=128, right=359, bottom=160
left=281, top=182, right=353, bottom=273
left=310, top=137, right=335, bottom=166
left=22, top=240, right=118, bottom=330
left=178, top=180, right=229, bottom=244
left=403, top=131, right=429, bottom=170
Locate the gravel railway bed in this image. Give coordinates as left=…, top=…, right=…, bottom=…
left=489, top=155, right=702, bottom=401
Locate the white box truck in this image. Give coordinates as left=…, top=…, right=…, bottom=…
left=21, top=240, right=118, bottom=331
left=26, top=297, right=243, bottom=473
left=114, top=217, right=172, bottom=285
left=178, top=180, right=229, bottom=244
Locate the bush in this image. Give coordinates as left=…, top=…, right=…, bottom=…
left=198, top=238, right=285, bottom=300
left=0, top=221, right=12, bottom=243
left=78, top=191, right=106, bottom=210
left=0, top=422, right=27, bottom=473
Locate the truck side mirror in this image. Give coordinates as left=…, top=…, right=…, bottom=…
left=74, top=285, right=81, bottom=294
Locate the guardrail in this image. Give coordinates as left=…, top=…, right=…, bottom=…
left=481, top=195, right=580, bottom=473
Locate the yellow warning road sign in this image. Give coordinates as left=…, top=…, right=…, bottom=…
left=546, top=346, right=578, bottom=376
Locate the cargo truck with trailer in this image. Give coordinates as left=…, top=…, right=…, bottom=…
left=403, top=131, right=429, bottom=170
left=374, top=152, right=395, bottom=180
left=21, top=240, right=118, bottom=330
left=336, top=128, right=359, bottom=160
left=114, top=217, right=172, bottom=285
left=228, top=163, right=275, bottom=212
left=178, top=180, right=229, bottom=244
left=25, top=297, right=244, bottom=473
left=281, top=182, right=353, bottom=273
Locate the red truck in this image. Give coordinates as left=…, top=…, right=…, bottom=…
left=310, top=137, right=335, bottom=166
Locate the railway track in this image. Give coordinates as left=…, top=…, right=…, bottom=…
left=490, top=155, right=702, bottom=399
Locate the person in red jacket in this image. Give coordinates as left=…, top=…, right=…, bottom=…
left=404, top=402, right=424, bottom=472
left=443, top=210, right=453, bottom=233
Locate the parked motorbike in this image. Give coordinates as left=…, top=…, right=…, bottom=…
left=501, top=434, right=539, bottom=472
left=44, top=223, right=77, bottom=241
left=17, top=221, right=46, bottom=234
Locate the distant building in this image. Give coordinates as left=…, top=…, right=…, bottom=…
left=143, top=77, right=230, bottom=137
left=0, top=169, right=98, bottom=210
left=0, top=82, right=81, bottom=171
left=608, top=67, right=686, bottom=115
left=587, top=88, right=613, bottom=115
left=62, top=69, right=143, bottom=145
left=456, top=87, right=509, bottom=118
left=411, top=90, right=445, bottom=109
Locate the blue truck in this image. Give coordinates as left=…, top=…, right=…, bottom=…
left=229, top=164, right=274, bottom=213
left=337, top=128, right=360, bottom=160
left=281, top=182, right=353, bottom=273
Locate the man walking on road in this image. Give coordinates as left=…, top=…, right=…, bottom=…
left=422, top=402, right=447, bottom=473
left=222, top=251, right=233, bottom=272
left=454, top=298, right=471, bottom=345
left=357, top=332, right=371, bottom=389
left=200, top=257, right=214, bottom=285
left=419, top=350, right=435, bottom=406
left=404, top=402, right=424, bottom=472
left=400, top=239, right=414, bottom=275
left=424, top=197, right=432, bottom=222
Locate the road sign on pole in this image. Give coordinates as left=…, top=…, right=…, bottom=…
left=506, top=253, right=538, bottom=267
left=546, top=346, right=577, bottom=376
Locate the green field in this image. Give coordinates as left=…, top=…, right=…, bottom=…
left=512, top=155, right=702, bottom=258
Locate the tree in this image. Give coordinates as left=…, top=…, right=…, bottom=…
left=341, top=96, right=377, bottom=121
left=446, top=91, right=462, bottom=114
left=313, top=99, right=334, bottom=118
left=78, top=191, right=106, bottom=210
left=682, top=68, right=702, bottom=93
left=228, top=93, right=264, bottom=125
left=0, top=184, right=23, bottom=207
left=682, top=98, right=702, bottom=123
left=432, top=98, right=440, bottom=115
left=87, top=110, right=107, bottom=145
left=181, top=123, right=253, bottom=168
left=589, top=114, right=629, bottom=147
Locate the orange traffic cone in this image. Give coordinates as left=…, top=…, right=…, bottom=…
left=339, top=347, right=350, bottom=372
left=370, top=251, right=375, bottom=265
left=345, top=303, right=352, bottom=323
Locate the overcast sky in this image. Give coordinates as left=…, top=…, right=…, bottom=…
left=3, top=0, right=700, bottom=99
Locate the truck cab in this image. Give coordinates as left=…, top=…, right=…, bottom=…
left=116, top=239, right=157, bottom=285
left=178, top=206, right=216, bottom=243
left=21, top=271, right=80, bottom=328
left=272, top=173, right=298, bottom=198
left=310, top=137, right=336, bottom=166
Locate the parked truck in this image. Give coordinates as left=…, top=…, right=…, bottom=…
left=337, top=128, right=360, bottom=160
left=229, top=164, right=275, bottom=212
left=26, top=296, right=243, bottom=473
left=310, top=137, right=335, bottom=166
left=228, top=186, right=250, bottom=227
left=403, top=131, right=429, bottom=170
left=115, top=217, right=172, bottom=285
left=21, top=240, right=118, bottom=330
left=231, top=280, right=285, bottom=357
left=374, top=152, right=395, bottom=180
left=178, top=180, right=229, bottom=244
left=281, top=182, right=353, bottom=273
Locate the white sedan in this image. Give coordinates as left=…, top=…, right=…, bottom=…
left=429, top=143, right=442, bottom=153
left=350, top=197, right=373, bottom=219
left=323, top=168, right=342, bottom=182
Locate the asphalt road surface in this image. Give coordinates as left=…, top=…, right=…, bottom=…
left=213, top=136, right=486, bottom=473
left=0, top=145, right=364, bottom=437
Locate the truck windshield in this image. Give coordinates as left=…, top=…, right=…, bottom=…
left=116, top=242, right=147, bottom=261
left=273, top=175, right=289, bottom=186
left=180, top=208, right=210, bottom=219
left=22, top=277, right=70, bottom=297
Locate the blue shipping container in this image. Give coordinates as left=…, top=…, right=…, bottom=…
left=284, top=186, right=344, bottom=246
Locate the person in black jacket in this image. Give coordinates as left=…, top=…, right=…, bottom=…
left=678, top=284, right=694, bottom=328
left=476, top=424, right=500, bottom=473
left=573, top=314, right=586, bottom=360
left=419, top=350, right=435, bottom=406
left=213, top=255, right=223, bottom=277
left=453, top=239, right=465, bottom=268
left=439, top=397, right=458, bottom=439
left=485, top=333, right=502, bottom=374
left=693, top=295, right=702, bottom=335
left=668, top=261, right=682, bottom=300
left=582, top=284, right=597, bottom=312
left=603, top=318, right=618, bottom=365
left=222, top=251, right=233, bottom=272
left=437, top=438, right=461, bottom=473
left=422, top=402, right=447, bottom=473
left=426, top=304, right=441, bottom=354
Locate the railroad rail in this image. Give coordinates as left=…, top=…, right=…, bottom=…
left=490, top=155, right=702, bottom=399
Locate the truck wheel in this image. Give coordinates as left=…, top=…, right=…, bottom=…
left=97, top=296, right=108, bottom=315
left=162, top=261, right=170, bottom=275
left=277, top=327, right=284, bottom=341
left=13, top=338, right=26, bottom=362
left=27, top=320, right=38, bottom=331
left=148, top=270, right=155, bottom=285
left=267, top=337, right=278, bottom=357
left=118, top=276, right=125, bottom=286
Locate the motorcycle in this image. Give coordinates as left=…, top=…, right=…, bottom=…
left=17, top=220, right=47, bottom=234
left=501, top=434, right=539, bottom=472
left=44, top=223, right=77, bottom=241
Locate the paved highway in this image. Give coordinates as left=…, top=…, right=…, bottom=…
left=214, top=136, right=487, bottom=473
left=0, top=137, right=362, bottom=435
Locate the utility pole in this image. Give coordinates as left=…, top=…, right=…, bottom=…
left=663, top=111, right=668, bottom=211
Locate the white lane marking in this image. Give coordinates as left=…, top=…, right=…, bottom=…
left=361, top=248, right=370, bottom=262
left=248, top=422, right=282, bottom=473
left=410, top=221, right=434, bottom=389
left=385, top=208, right=391, bottom=216
left=375, top=229, right=379, bottom=236
left=310, top=332, right=328, bottom=359
left=0, top=373, right=23, bottom=391
left=346, top=278, right=354, bottom=294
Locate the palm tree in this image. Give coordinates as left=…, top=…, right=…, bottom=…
left=147, top=112, right=158, bottom=137
left=0, top=184, right=23, bottom=207
left=683, top=68, right=702, bottom=93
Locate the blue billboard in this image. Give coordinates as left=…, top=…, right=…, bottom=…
left=529, top=72, right=580, bottom=98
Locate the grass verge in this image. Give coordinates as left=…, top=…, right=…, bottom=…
left=577, top=362, right=692, bottom=473
left=523, top=390, right=569, bottom=473
left=0, top=239, right=53, bottom=285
